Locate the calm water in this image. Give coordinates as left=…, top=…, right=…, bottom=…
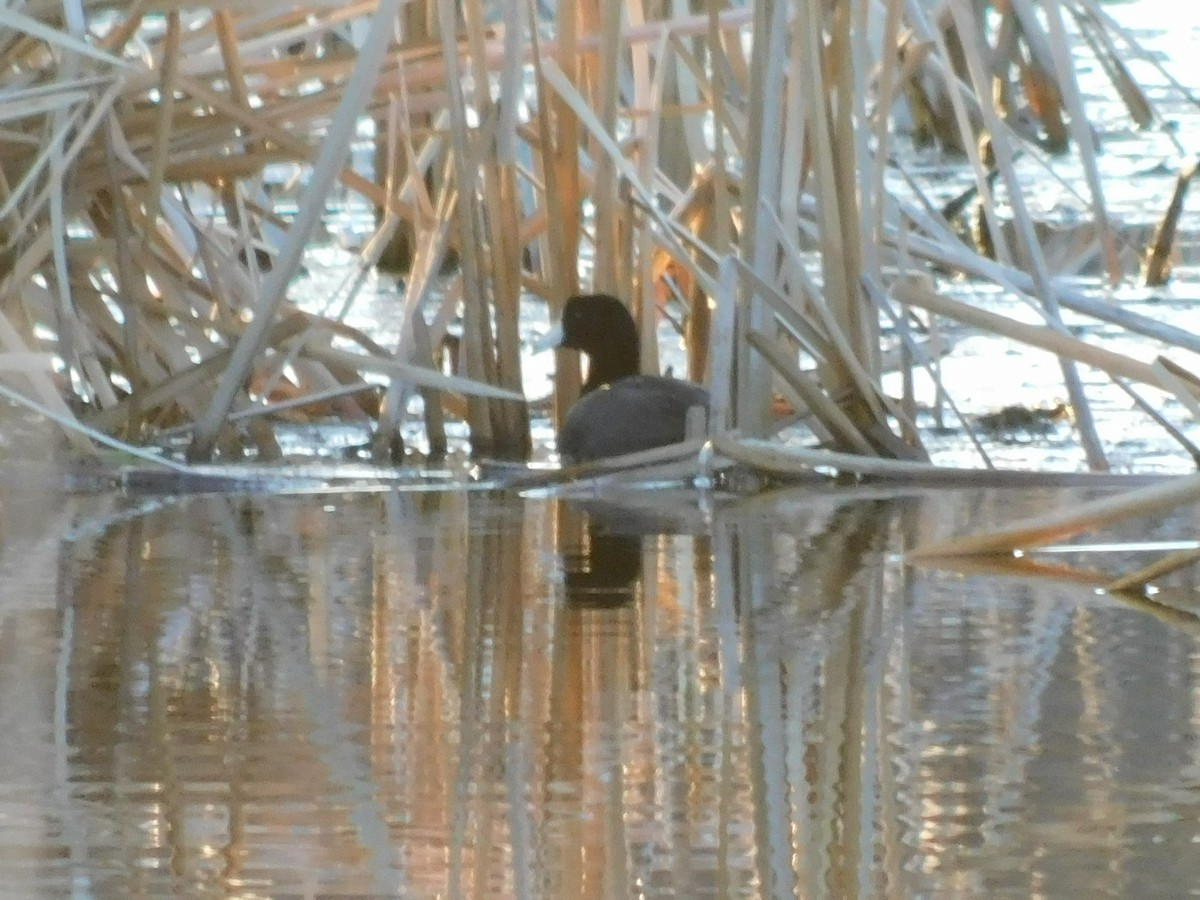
left=2, top=463, right=1200, bottom=899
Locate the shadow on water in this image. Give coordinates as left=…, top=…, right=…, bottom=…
left=3, top=479, right=1200, bottom=896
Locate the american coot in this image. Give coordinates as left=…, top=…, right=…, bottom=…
left=538, top=293, right=710, bottom=463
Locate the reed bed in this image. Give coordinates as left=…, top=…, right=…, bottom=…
left=0, top=0, right=1194, bottom=491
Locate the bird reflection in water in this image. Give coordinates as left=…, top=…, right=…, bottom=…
left=562, top=524, right=643, bottom=607
left=558, top=492, right=713, bottom=607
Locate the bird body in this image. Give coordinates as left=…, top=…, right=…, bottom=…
left=540, top=294, right=710, bottom=463
left=560, top=374, right=710, bottom=462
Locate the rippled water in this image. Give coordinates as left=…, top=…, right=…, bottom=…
left=2, top=464, right=1200, bottom=898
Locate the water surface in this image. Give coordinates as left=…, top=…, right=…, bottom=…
left=2, top=468, right=1199, bottom=898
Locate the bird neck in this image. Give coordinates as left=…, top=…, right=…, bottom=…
left=582, top=342, right=640, bottom=393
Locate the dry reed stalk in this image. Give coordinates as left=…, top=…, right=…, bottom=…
left=718, top=0, right=917, bottom=458
left=737, top=0, right=787, bottom=438
left=466, top=0, right=523, bottom=460
left=1150, top=359, right=1200, bottom=427
left=583, top=0, right=623, bottom=297
left=187, top=0, right=403, bottom=459
left=761, top=227, right=889, bottom=407
left=938, top=5, right=1106, bottom=469
left=906, top=551, right=1115, bottom=587
left=1106, top=548, right=1200, bottom=596
left=1072, top=14, right=1154, bottom=128
left=1110, top=377, right=1200, bottom=465
left=891, top=276, right=1200, bottom=400
left=863, top=275, right=994, bottom=465
left=1107, top=587, right=1200, bottom=636
left=695, top=4, right=734, bottom=381
left=1041, top=5, right=1120, bottom=284
left=812, top=0, right=875, bottom=377
left=632, top=27, right=670, bottom=381
left=638, top=30, right=730, bottom=380
left=409, top=314, right=446, bottom=456
left=710, top=433, right=1147, bottom=489
left=706, top=255, right=738, bottom=435
left=743, top=329, right=875, bottom=456
left=868, top=0, right=905, bottom=253
left=100, top=146, right=150, bottom=438
left=1141, top=158, right=1199, bottom=287
left=909, top=473, right=1200, bottom=560
left=435, top=0, right=492, bottom=459
left=0, top=0, right=1182, bottom=474
left=511, top=434, right=711, bottom=494
left=476, top=1, right=531, bottom=459
left=526, top=0, right=580, bottom=429
left=890, top=217, right=1200, bottom=355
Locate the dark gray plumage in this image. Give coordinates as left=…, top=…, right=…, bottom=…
left=542, top=293, right=710, bottom=463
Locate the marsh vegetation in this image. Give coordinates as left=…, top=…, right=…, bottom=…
left=0, top=0, right=1192, bottom=472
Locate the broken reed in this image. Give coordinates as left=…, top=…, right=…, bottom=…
left=0, top=1, right=1187, bottom=469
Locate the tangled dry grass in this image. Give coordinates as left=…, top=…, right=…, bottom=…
left=0, top=0, right=1194, bottom=497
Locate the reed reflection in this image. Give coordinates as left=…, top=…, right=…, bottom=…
left=536, top=491, right=902, bottom=899
left=39, top=486, right=905, bottom=898
left=721, top=497, right=894, bottom=900
left=15, top=484, right=1197, bottom=898
left=544, top=494, right=717, bottom=898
